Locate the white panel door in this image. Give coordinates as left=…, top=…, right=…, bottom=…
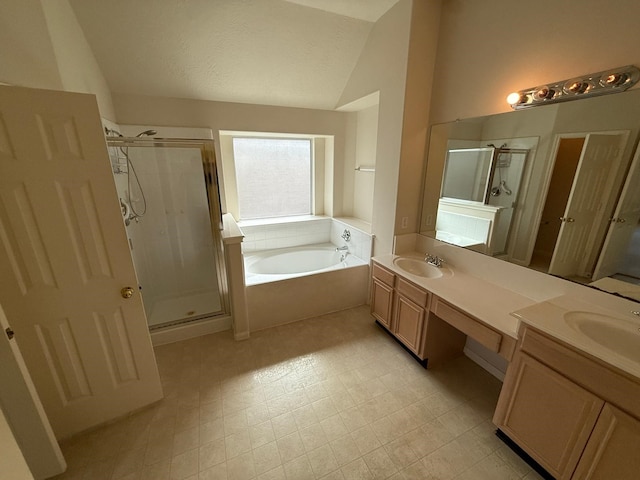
left=0, top=86, right=163, bottom=439
left=593, top=145, right=640, bottom=280
left=549, top=133, right=627, bottom=278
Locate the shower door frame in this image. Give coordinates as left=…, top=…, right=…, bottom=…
left=106, top=137, right=230, bottom=327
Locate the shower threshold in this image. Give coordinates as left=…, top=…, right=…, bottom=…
left=147, top=290, right=222, bottom=329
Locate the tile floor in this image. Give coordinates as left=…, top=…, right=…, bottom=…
left=53, top=305, right=543, bottom=480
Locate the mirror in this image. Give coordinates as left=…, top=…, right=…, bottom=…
left=420, top=89, right=640, bottom=303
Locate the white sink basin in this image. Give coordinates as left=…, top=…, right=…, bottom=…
left=564, top=311, right=640, bottom=363
left=393, top=257, right=444, bottom=279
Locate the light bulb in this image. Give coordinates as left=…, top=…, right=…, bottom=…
left=506, top=92, right=522, bottom=105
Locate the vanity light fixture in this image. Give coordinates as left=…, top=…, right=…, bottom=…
left=507, top=65, right=640, bottom=109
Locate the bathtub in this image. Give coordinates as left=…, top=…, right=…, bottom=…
left=243, top=243, right=370, bottom=331
left=244, top=243, right=365, bottom=285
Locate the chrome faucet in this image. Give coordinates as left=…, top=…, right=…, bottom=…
left=425, top=253, right=445, bottom=268
left=336, top=245, right=348, bottom=251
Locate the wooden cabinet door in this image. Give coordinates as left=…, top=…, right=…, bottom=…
left=393, top=294, right=425, bottom=355
left=371, top=279, right=394, bottom=330
left=494, top=353, right=603, bottom=479
left=572, top=404, right=640, bottom=479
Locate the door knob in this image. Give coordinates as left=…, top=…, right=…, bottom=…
left=121, top=287, right=134, bottom=299
left=559, top=217, right=575, bottom=223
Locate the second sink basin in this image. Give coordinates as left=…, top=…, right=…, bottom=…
left=564, top=311, right=640, bottom=363
left=393, top=257, right=444, bottom=279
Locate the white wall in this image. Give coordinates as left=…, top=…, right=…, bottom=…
left=337, top=0, right=413, bottom=255
left=349, top=104, right=379, bottom=223
left=430, top=0, right=640, bottom=124
left=0, top=0, right=63, bottom=91
left=112, top=94, right=350, bottom=216
left=0, top=0, right=115, bottom=120
left=40, top=0, right=116, bottom=120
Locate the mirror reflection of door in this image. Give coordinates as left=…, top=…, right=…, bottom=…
left=531, top=131, right=629, bottom=280
left=531, top=137, right=584, bottom=270
left=593, top=145, right=640, bottom=290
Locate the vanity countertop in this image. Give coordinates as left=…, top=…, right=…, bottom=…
left=372, top=253, right=537, bottom=340
left=372, top=253, right=640, bottom=379
left=512, top=295, right=640, bottom=380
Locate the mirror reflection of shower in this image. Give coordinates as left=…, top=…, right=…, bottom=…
left=437, top=143, right=529, bottom=256
left=105, top=127, right=156, bottom=225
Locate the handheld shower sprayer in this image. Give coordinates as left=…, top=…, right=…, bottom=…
left=136, top=129, right=157, bottom=137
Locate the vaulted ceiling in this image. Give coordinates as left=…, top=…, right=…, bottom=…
left=68, top=0, right=400, bottom=110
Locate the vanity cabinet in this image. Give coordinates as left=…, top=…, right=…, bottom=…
left=393, top=278, right=430, bottom=356
left=494, top=325, right=640, bottom=480
left=371, top=263, right=395, bottom=330
left=370, top=261, right=466, bottom=365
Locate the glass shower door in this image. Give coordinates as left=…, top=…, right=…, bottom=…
left=107, top=138, right=228, bottom=329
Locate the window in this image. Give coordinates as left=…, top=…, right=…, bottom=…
left=232, top=137, right=312, bottom=220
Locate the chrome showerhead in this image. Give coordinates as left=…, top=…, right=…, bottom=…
left=136, top=129, right=157, bottom=137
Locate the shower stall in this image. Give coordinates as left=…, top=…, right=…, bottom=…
left=106, top=134, right=228, bottom=329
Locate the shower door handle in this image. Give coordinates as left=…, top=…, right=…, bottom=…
left=121, top=287, right=135, bottom=299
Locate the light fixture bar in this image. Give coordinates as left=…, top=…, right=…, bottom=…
left=507, top=65, right=640, bottom=110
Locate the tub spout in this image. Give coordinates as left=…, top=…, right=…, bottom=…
left=336, top=245, right=348, bottom=251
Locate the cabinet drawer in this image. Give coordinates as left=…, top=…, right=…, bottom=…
left=396, top=277, right=429, bottom=307
left=372, top=262, right=395, bottom=287
left=432, top=298, right=502, bottom=353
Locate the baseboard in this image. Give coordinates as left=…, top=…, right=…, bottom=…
left=150, top=315, right=232, bottom=346
left=463, top=346, right=506, bottom=381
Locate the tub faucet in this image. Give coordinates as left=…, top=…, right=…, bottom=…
left=425, top=253, right=445, bottom=268
left=336, top=245, right=348, bottom=251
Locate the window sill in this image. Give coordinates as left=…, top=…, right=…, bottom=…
left=237, top=215, right=330, bottom=228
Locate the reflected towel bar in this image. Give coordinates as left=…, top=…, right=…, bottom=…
left=355, top=166, right=375, bottom=172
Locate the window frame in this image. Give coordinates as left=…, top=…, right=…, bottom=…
left=219, top=131, right=330, bottom=223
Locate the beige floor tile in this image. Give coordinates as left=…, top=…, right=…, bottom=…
left=252, top=441, right=282, bottom=475
left=198, top=462, right=227, bottom=480
left=170, top=448, right=199, bottom=480
left=383, top=436, right=419, bottom=469
left=200, top=418, right=225, bottom=445
left=50, top=306, right=551, bottom=480
left=362, top=446, right=398, bottom=480
left=420, top=439, right=477, bottom=479
left=350, top=425, right=382, bottom=455
left=224, top=429, right=252, bottom=459
left=275, top=431, right=306, bottom=463
left=454, top=452, right=520, bottom=480
left=329, top=434, right=361, bottom=467
left=311, top=396, right=339, bottom=421
left=226, top=451, right=256, bottom=480
left=199, top=438, right=226, bottom=471
left=282, top=454, right=315, bottom=480
left=256, top=465, right=285, bottom=480
left=320, top=414, right=349, bottom=442
left=307, top=444, right=339, bottom=478
left=270, top=412, right=298, bottom=439
left=174, top=426, right=200, bottom=456
left=141, top=458, right=171, bottom=480
left=340, top=457, right=373, bottom=480
left=318, top=469, right=345, bottom=480
left=291, top=404, right=319, bottom=429
left=299, top=422, right=328, bottom=452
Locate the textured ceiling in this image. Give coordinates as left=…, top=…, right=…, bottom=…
left=69, top=0, right=399, bottom=110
